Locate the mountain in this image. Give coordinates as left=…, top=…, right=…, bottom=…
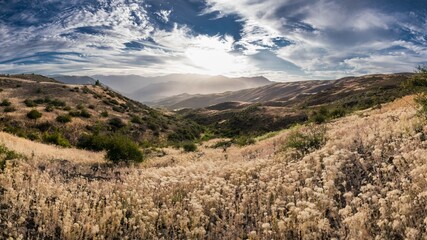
left=176, top=73, right=415, bottom=137
left=92, top=74, right=272, bottom=102
left=51, top=75, right=97, bottom=85
left=153, top=73, right=413, bottom=110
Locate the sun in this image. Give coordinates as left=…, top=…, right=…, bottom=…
left=185, top=48, right=246, bottom=76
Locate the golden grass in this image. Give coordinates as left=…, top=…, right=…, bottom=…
left=1, top=96, right=427, bottom=239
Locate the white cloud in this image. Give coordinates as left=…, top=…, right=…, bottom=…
left=156, top=10, right=172, bottom=23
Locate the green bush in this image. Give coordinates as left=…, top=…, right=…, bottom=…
left=4, top=106, right=16, bottom=113
left=100, top=111, right=109, bottom=117
left=0, top=99, right=11, bottom=107
left=68, top=110, right=81, bottom=117
left=77, top=133, right=109, bottom=151
left=212, top=140, right=232, bottom=149
left=42, top=132, right=71, bottom=148
left=233, top=136, right=256, bottom=147
left=45, top=105, right=54, bottom=112
left=36, top=121, right=53, bottom=132
left=80, top=109, right=91, bottom=118
left=130, top=115, right=143, bottom=124
left=24, top=99, right=37, bottom=107
left=283, top=125, right=327, bottom=158
left=0, top=144, right=23, bottom=170
left=182, top=142, right=197, bottom=152
left=108, top=117, right=126, bottom=129
left=56, top=114, right=72, bottom=123
left=330, top=108, right=346, bottom=119
left=50, top=99, right=66, bottom=107
left=105, top=135, right=144, bottom=163
left=27, top=109, right=42, bottom=120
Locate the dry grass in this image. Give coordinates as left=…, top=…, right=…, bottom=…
left=1, top=96, right=427, bottom=239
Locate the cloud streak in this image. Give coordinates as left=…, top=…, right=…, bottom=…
left=0, top=0, right=426, bottom=81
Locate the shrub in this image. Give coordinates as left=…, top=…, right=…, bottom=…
left=0, top=99, right=11, bottom=107
left=45, top=105, right=54, bottom=112
left=182, top=142, right=197, bottom=152
left=36, top=87, right=43, bottom=94
left=212, top=140, right=232, bottom=149
left=283, top=125, right=327, bottom=158
left=100, top=111, right=109, bottom=117
left=108, top=117, right=126, bottom=129
left=50, top=99, right=66, bottom=107
left=330, top=108, right=346, bottom=119
left=36, top=121, right=53, bottom=132
left=56, top=114, right=72, bottom=123
left=77, top=133, right=109, bottom=151
left=42, top=132, right=71, bottom=148
left=26, top=109, right=42, bottom=120
left=130, top=115, right=143, bottom=124
left=233, top=136, right=256, bottom=147
left=24, top=99, right=37, bottom=107
left=4, top=106, right=16, bottom=113
left=80, top=109, right=91, bottom=118
left=63, top=106, right=72, bottom=111
left=0, top=144, right=22, bottom=170
left=34, top=98, right=45, bottom=104
left=77, top=103, right=84, bottom=110
left=112, top=106, right=125, bottom=113
left=68, top=110, right=81, bottom=117
left=88, top=104, right=95, bottom=109
left=405, top=66, right=427, bottom=88
left=105, top=135, right=144, bottom=163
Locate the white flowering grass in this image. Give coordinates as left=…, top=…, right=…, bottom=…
left=1, top=96, right=427, bottom=239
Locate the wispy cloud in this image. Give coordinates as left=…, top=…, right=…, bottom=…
left=0, top=0, right=426, bottom=81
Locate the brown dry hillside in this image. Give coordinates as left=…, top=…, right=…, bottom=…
left=154, top=73, right=413, bottom=109
left=176, top=73, right=416, bottom=137
left=0, top=75, right=202, bottom=147
left=1, top=95, right=426, bottom=239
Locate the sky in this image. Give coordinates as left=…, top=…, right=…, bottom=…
left=0, top=0, right=426, bottom=81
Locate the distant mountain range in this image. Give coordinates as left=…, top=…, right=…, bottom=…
left=50, top=75, right=97, bottom=85
left=51, top=74, right=273, bottom=103
left=152, top=73, right=414, bottom=110
left=92, top=74, right=273, bottom=102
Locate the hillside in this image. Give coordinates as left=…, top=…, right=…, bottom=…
left=177, top=73, right=414, bottom=137
left=1, top=95, right=426, bottom=239
left=0, top=75, right=202, bottom=148
left=93, top=74, right=272, bottom=102
left=154, top=73, right=413, bottom=109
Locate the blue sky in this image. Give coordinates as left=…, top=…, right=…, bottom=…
left=0, top=0, right=426, bottom=81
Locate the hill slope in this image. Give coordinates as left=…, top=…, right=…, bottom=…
left=154, top=73, right=412, bottom=109
left=1, top=95, right=426, bottom=239
left=177, top=73, right=414, bottom=137
left=0, top=75, right=202, bottom=147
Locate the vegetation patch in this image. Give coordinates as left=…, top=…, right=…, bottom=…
left=283, top=125, right=327, bottom=158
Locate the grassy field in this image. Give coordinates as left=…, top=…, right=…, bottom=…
left=1, top=95, right=427, bottom=239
